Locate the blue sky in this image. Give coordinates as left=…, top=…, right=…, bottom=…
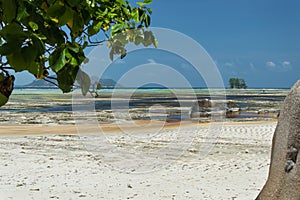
left=147, top=0, right=300, bottom=88
left=15, top=0, right=300, bottom=88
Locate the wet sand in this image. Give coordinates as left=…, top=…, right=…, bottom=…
left=0, top=121, right=276, bottom=199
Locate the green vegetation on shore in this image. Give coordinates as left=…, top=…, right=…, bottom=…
left=0, top=0, right=155, bottom=106
left=229, top=78, right=248, bottom=89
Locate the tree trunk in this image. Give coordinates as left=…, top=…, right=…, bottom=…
left=256, top=80, right=300, bottom=200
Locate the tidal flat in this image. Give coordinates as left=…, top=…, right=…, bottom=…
left=0, top=88, right=288, bottom=125
left=0, top=88, right=289, bottom=199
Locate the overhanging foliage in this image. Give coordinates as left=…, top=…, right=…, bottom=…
left=0, top=0, right=156, bottom=106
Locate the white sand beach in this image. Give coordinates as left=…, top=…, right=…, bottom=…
left=0, top=121, right=275, bottom=199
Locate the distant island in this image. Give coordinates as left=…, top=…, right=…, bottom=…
left=98, top=79, right=121, bottom=89
left=229, top=78, right=248, bottom=89
left=16, top=78, right=120, bottom=89
left=16, top=78, right=58, bottom=89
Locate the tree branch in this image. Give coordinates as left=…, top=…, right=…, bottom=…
left=43, top=78, right=59, bottom=88
left=46, top=76, right=57, bottom=80
left=101, top=28, right=110, bottom=39
left=1, top=66, right=13, bottom=70
left=83, top=31, right=108, bottom=45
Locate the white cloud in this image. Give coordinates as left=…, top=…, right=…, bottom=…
left=282, top=61, right=290, bottom=66
left=265, top=61, right=292, bottom=72
left=266, top=61, right=276, bottom=68
left=282, top=61, right=292, bottom=71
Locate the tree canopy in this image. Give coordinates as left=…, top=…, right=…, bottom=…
left=0, top=0, right=156, bottom=106
left=229, top=78, right=247, bottom=89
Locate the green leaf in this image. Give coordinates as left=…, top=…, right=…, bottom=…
left=132, top=8, right=139, bottom=22
left=74, top=48, right=86, bottom=65
left=9, top=36, right=44, bottom=72
left=139, top=11, right=147, bottom=22
left=7, top=39, right=44, bottom=72
left=0, top=23, right=27, bottom=42
left=145, top=14, right=151, bottom=27
left=153, top=39, right=158, bottom=48
left=21, top=46, right=39, bottom=66
left=0, top=0, right=155, bottom=96
left=83, top=41, right=88, bottom=49
left=49, top=49, right=67, bottom=73
left=0, top=93, right=8, bottom=107
left=88, top=21, right=103, bottom=36
left=16, top=5, right=30, bottom=21
left=67, top=43, right=80, bottom=53
left=57, top=64, right=79, bottom=93
left=144, top=0, right=152, bottom=4
left=69, top=57, right=78, bottom=66
left=116, top=0, right=125, bottom=5
left=111, top=24, right=124, bottom=36
left=6, top=53, right=22, bottom=71
left=59, top=6, right=74, bottom=26
left=134, top=35, right=143, bottom=45
left=66, top=0, right=81, bottom=7
left=76, top=69, right=91, bottom=96
left=136, top=2, right=145, bottom=7
left=31, top=36, right=45, bottom=55
left=113, top=33, right=128, bottom=45
left=65, top=48, right=79, bottom=66
left=81, top=8, right=92, bottom=24
left=47, top=3, right=66, bottom=21
left=71, top=13, right=84, bottom=36
left=138, top=9, right=147, bottom=25
left=122, top=6, right=130, bottom=15
left=144, top=31, right=151, bottom=40
left=6, top=51, right=28, bottom=72
left=64, top=48, right=72, bottom=59
left=29, top=21, right=39, bottom=31
left=1, top=0, right=17, bottom=22
left=0, top=41, right=21, bottom=55
left=28, top=62, right=45, bottom=79
left=146, top=8, right=152, bottom=15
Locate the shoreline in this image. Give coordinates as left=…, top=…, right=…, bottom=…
left=0, top=119, right=277, bottom=136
